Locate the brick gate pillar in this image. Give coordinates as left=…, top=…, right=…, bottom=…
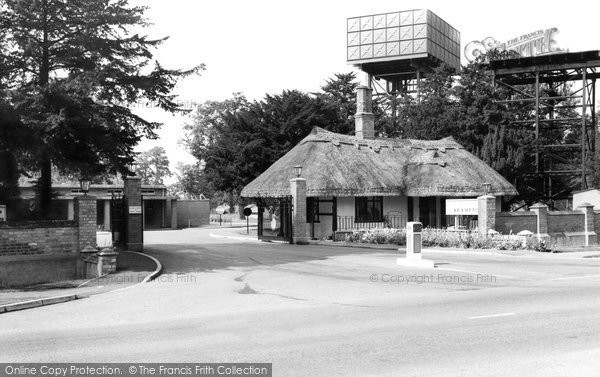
left=477, top=195, right=496, bottom=236
left=171, top=199, right=178, bottom=230
left=124, top=176, right=143, bottom=252
left=530, top=203, right=549, bottom=241
left=75, top=195, right=97, bottom=250
left=290, top=178, right=308, bottom=245
left=577, top=202, right=596, bottom=246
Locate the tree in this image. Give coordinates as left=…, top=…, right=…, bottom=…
left=184, top=93, right=250, bottom=160
left=0, top=0, right=203, bottom=216
left=135, top=146, right=171, bottom=185
left=169, top=162, right=212, bottom=198
left=0, top=102, right=24, bottom=204
left=392, top=64, right=460, bottom=142
left=188, top=89, right=343, bottom=196
left=317, top=72, right=358, bottom=135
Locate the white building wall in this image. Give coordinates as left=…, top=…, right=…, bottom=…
left=337, top=197, right=354, bottom=217
left=573, top=189, right=600, bottom=210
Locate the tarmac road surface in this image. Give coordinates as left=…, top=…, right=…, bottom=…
left=1, top=227, right=599, bottom=376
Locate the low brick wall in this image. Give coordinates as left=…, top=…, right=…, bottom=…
left=0, top=220, right=78, bottom=256
left=0, top=220, right=80, bottom=288
left=548, top=212, right=584, bottom=233
left=177, top=199, right=210, bottom=228
left=495, top=212, right=536, bottom=234
left=593, top=212, right=600, bottom=235
left=494, top=206, right=595, bottom=247
left=0, top=254, right=78, bottom=288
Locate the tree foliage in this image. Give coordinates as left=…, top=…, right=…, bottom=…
left=135, top=146, right=171, bottom=185
left=169, top=162, right=212, bottom=199
left=0, top=0, right=203, bottom=216
left=185, top=88, right=346, bottom=196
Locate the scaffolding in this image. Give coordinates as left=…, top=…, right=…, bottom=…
left=489, top=50, right=600, bottom=205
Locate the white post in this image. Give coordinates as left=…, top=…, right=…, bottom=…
left=406, top=222, right=422, bottom=260
left=103, top=200, right=111, bottom=231
left=67, top=199, right=75, bottom=220
left=397, top=221, right=434, bottom=268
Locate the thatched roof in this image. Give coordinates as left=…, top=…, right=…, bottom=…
left=241, top=127, right=518, bottom=198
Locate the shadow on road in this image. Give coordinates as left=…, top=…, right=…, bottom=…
left=143, top=242, right=386, bottom=274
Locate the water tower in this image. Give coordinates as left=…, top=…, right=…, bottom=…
left=347, top=9, right=460, bottom=97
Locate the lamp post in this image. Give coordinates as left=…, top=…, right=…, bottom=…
left=127, top=161, right=138, bottom=177
left=482, top=182, right=491, bottom=195
left=79, top=178, right=91, bottom=195
left=293, top=165, right=302, bottom=178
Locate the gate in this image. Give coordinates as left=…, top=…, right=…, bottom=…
left=110, top=192, right=126, bottom=248
left=256, top=197, right=293, bottom=243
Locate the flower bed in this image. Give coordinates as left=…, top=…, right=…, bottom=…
left=342, top=228, right=547, bottom=251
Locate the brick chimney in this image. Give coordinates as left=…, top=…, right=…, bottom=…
left=355, top=85, right=375, bottom=139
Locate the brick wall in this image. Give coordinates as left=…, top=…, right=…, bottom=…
left=0, top=221, right=78, bottom=256
left=495, top=212, right=537, bottom=234
left=75, top=196, right=97, bottom=249
left=290, top=178, right=308, bottom=244
left=0, top=195, right=98, bottom=287
left=177, top=200, right=210, bottom=228
left=548, top=212, right=584, bottom=233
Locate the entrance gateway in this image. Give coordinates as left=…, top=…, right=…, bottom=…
left=256, top=197, right=292, bottom=242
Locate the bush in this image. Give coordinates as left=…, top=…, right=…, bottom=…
left=344, top=228, right=406, bottom=245
left=525, top=237, right=549, bottom=252
left=342, top=227, right=540, bottom=251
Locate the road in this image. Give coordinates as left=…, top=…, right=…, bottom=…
left=1, top=227, right=600, bottom=376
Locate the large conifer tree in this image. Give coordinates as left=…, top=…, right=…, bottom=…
left=0, top=0, right=202, bottom=216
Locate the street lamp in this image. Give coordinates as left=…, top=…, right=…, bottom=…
left=293, top=165, right=302, bottom=178
left=79, top=177, right=91, bottom=195
left=482, top=182, right=491, bottom=195
left=128, top=161, right=138, bottom=177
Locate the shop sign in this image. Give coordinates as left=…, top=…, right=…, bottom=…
left=446, top=199, right=478, bottom=215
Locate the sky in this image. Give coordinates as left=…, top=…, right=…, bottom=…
left=133, top=0, right=600, bottom=182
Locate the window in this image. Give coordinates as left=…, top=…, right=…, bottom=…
left=306, top=197, right=320, bottom=223
left=355, top=196, right=383, bottom=222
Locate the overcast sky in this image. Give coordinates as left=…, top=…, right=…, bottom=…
left=135, top=0, right=600, bottom=179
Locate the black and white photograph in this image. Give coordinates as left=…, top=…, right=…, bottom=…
left=1, top=0, right=600, bottom=376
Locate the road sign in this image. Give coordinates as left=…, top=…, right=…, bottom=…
left=128, top=206, right=142, bottom=214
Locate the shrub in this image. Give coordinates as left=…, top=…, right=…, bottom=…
left=341, top=227, right=538, bottom=251
left=525, top=237, right=549, bottom=252
left=344, top=228, right=407, bottom=245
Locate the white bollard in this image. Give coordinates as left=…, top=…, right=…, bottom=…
left=397, top=221, right=434, bottom=268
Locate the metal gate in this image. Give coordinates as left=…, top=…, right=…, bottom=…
left=110, top=192, right=126, bottom=248
left=256, top=197, right=293, bottom=243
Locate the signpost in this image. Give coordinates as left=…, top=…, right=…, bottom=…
left=243, top=207, right=252, bottom=234
left=446, top=198, right=478, bottom=229
left=216, top=206, right=225, bottom=226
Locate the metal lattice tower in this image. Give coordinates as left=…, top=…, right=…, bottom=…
left=489, top=50, right=600, bottom=205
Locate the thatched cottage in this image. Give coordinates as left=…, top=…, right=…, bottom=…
left=241, top=86, right=517, bottom=242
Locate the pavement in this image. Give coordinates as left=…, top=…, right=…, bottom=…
left=1, top=227, right=600, bottom=376
left=0, top=251, right=158, bottom=308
